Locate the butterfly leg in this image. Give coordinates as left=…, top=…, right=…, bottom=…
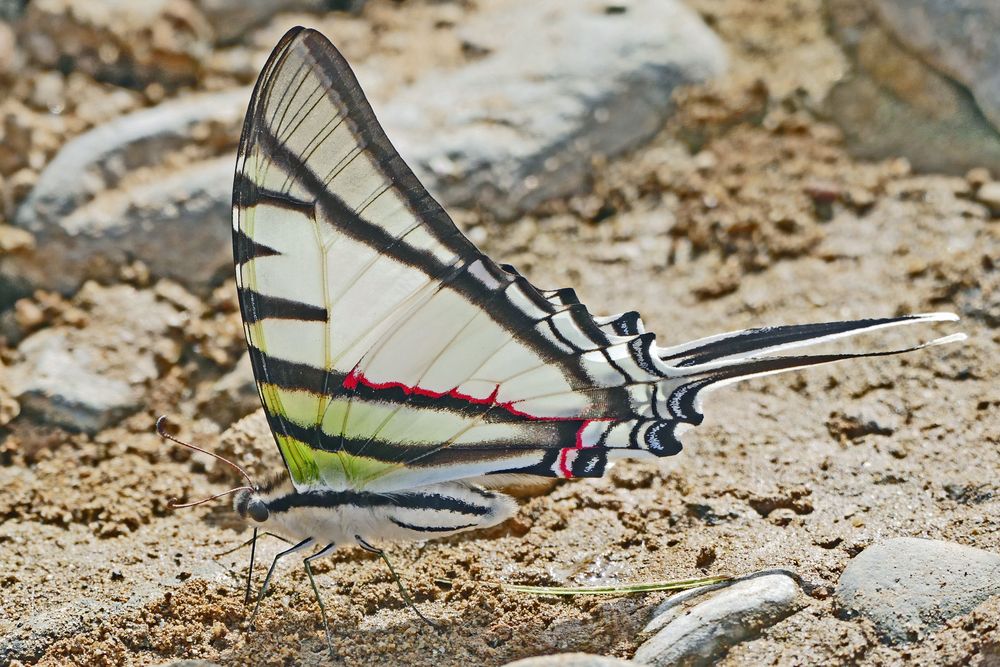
left=303, top=543, right=337, bottom=658
left=245, top=527, right=258, bottom=605
left=216, top=530, right=293, bottom=558
left=355, top=535, right=441, bottom=632
left=213, top=529, right=296, bottom=604
left=249, top=536, right=314, bottom=631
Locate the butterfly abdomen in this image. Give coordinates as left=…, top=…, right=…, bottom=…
left=256, top=481, right=517, bottom=545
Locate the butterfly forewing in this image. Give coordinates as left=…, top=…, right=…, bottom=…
left=233, top=29, right=610, bottom=490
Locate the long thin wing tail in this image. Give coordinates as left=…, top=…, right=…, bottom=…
left=658, top=322, right=966, bottom=425
left=657, top=312, right=961, bottom=369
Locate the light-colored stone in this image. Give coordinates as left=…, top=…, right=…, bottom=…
left=0, top=370, right=19, bottom=427
left=9, top=328, right=138, bottom=432
left=976, top=181, right=1000, bottom=215
left=835, top=537, right=1000, bottom=644
left=7, top=88, right=246, bottom=303
left=384, top=0, right=726, bottom=220
left=15, top=88, right=246, bottom=233
left=502, top=654, right=635, bottom=667
left=0, top=224, right=34, bottom=252
left=215, top=410, right=282, bottom=483
left=6, top=283, right=184, bottom=433
left=633, top=574, right=804, bottom=667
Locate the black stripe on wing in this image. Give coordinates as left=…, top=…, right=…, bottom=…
left=661, top=316, right=924, bottom=367
left=233, top=228, right=281, bottom=265
left=246, top=347, right=342, bottom=392
left=484, top=447, right=615, bottom=479
left=274, top=412, right=586, bottom=459
left=298, top=30, right=467, bottom=246
left=394, top=417, right=685, bottom=479
left=257, top=127, right=474, bottom=272
left=608, top=311, right=644, bottom=336
left=239, top=288, right=328, bottom=323
left=234, top=172, right=316, bottom=215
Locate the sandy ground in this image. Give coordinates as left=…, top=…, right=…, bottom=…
left=1, top=0, right=998, bottom=665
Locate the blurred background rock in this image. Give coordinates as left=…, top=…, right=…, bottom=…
left=0, top=0, right=727, bottom=308
left=825, top=0, right=1000, bottom=176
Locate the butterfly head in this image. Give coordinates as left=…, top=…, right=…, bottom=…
left=233, top=487, right=270, bottom=523
left=231, top=474, right=292, bottom=524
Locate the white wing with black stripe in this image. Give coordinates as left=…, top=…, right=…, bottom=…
left=234, top=27, right=964, bottom=494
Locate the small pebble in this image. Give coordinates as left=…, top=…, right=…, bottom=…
left=965, top=167, right=991, bottom=189
left=975, top=181, right=1000, bottom=216
left=635, top=573, right=804, bottom=666
left=0, top=224, right=35, bottom=252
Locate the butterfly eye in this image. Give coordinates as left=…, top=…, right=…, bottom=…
left=247, top=499, right=269, bottom=523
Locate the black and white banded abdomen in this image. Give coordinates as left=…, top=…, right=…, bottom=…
left=260, top=482, right=518, bottom=545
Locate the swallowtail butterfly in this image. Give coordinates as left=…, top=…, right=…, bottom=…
left=178, top=26, right=965, bottom=646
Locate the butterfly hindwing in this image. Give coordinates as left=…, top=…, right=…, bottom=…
left=234, top=28, right=961, bottom=493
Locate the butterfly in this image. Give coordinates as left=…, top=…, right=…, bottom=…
left=165, top=25, right=964, bottom=652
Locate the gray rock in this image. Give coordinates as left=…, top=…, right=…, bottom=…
left=10, top=157, right=234, bottom=302
left=825, top=0, right=1000, bottom=175
left=633, top=573, right=804, bottom=667
left=6, top=4, right=724, bottom=302
left=874, top=0, right=1000, bottom=131
left=199, top=0, right=329, bottom=45
left=8, top=328, right=139, bottom=433
left=503, top=654, right=634, bottom=667
left=384, top=0, right=726, bottom=219
left=6, top=88, right=246, bottom=303
left=15, top=88, right=247, bottom=234
left=0, top=0, right=25, bottom=21
left=835, top=537, right=1000, bottom=644
left=6, top=283, right=184, bottom=433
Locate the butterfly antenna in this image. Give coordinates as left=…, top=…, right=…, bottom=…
left=156, top=415, right=255, bottom=509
